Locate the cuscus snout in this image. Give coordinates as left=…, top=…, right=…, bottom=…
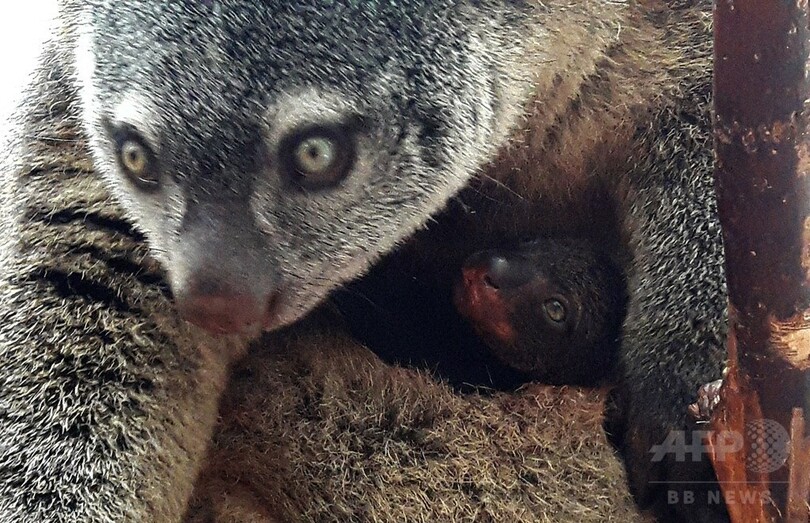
left=170, top=202, right=280, bottom=336
left=175, top=269, right=279, bottom=336
left=453, top=249, right=536, bottom=344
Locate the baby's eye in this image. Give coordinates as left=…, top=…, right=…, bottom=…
left=543, top=298, right=567, bottom=325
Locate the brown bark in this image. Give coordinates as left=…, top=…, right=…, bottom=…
left=712, top=0, right=810, bottom=521
left=788, top=409, right=810, bottom=521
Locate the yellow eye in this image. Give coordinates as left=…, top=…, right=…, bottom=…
left=294, top=136, right=338, bottom=176
left=113, top=131, right=159, bottom=190
left=282, top=126, right=355, bottom=190
left=120, top=140, right=148, bottom=175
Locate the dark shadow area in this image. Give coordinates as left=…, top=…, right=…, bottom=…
left=331, top=253, right=530, bottom=394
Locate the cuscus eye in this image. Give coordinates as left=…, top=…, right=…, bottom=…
left=296, top=136, right=337, bottom=175
left=111, top=127, right=160, bottom=190
left=121, top=140, right=148, bottom=173
left=542, top=297, right=568, bottom=326
left=281, top=126, right=355, bottom=190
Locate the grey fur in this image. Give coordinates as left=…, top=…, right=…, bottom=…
left=70, top=0, right=539, bottom=328
left=0, top=1, right=727, bottom=522
left=0, top=38, right=247, bottom=522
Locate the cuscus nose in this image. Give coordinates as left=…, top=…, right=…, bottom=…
left=462, top=251, right=535, bottom=290
left=175, top=274, right=272, bottom=336
left=455, top=251, right=518, bottom=344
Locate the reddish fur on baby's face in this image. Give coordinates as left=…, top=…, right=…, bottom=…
left=454, top=265, right=516, bottom=345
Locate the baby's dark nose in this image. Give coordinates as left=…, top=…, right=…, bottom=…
left=462, top=251, right=535, bottom=290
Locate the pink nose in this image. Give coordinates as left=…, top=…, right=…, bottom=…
left=177, top=292, right=265, bottom=336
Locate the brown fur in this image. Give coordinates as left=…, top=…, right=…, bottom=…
left=326, top=3, right=725, bottom=520
left=186, top=310, right=648, bottom=523
left=405, top=2, right=712, bottom=271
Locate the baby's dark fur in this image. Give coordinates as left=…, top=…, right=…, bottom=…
left=454, top=238, right=626, bottom=386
